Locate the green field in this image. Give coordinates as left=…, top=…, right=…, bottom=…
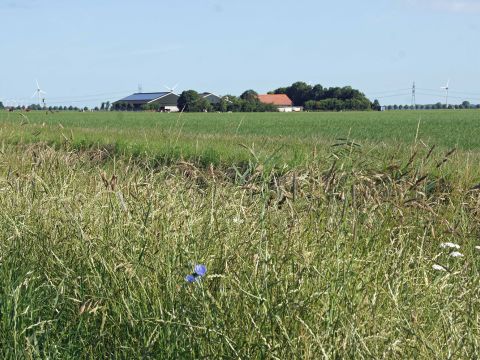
left=1, top=110, right=480, bottom=358
left=1, top=110, right=479, bottom=167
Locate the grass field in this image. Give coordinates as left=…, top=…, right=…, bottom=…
left=1, top=110, right=479, bottom=167
left=1, top=110, right=480, bottom=358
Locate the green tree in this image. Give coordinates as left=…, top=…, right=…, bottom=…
left=178, top=90, right=212, bottom=112
left=286, top=82, right=312, bottom=106
left=240, top=90, right=258, bottom=102
left=0, top=101, right=4, bottom=109
left=269, top=87, right=288, bottom=95
left=371, top=99, right=381, bottom=111
left=309, top=85, right=324, bottom=101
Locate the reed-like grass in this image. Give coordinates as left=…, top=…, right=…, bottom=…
left=0, top=140, right=479, bottom=358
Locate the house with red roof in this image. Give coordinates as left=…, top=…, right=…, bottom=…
left=257, top=94, right=300, bottom=112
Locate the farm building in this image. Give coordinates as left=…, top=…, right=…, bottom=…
left=199, top=92, right=223, bottom=104
left=113, top=92, right=179, bottom=112
left=257, top=94, right=301, bottom=112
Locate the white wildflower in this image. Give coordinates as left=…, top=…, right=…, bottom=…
left=449, top=251, right=464, bottom=258
left=440, top=242, right=460, bottom=249
left=475, top=246, right=480, bottom=251
left=232, top=216, right=244, bottom=224
left=432, top=264, right=447, bottom=272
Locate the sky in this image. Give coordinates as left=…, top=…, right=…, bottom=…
left=0, top=0, right=479, bottom=107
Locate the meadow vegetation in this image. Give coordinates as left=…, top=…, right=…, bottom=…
left=0, top=110, right=480, bottom=358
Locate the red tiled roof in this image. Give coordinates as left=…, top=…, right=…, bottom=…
left=257, top=94, right=293, bottom=106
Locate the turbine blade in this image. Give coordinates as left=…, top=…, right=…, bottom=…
left=32, top=90, right=38, bottom=98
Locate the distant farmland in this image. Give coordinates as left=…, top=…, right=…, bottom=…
left=0, top=110, right=479, bottom=166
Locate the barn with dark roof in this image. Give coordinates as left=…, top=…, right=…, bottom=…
left=113, top=92, right=179, bottom=112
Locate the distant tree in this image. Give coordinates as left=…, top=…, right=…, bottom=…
left=240, top=90, right=258, bottom=102
left=462, top=101, right=471, bottom=109
left=68, top=106, right=74, bottom=111
left=309, top=85, right=324, bottom=101
left=476, top=104, right=480, bottom=109
left=285, top=82, right=312, bottom=106
left=399, top=105, right=403, bottom=110
left=178, top=90, right=211, bottom=112
left=94, top=106, right=99, bottom=111
left=271, top=87, right=288, bottom=95
left=0, top=101, right=4, bottom=110
left=105, top=101, right=110, bottom=111
left=393, top=104, right=398, bottom=110
left=216, top=97, right=229, bottom=112
left=371, top=99, right=381, bottom=111
left=387, top=105, right=393, bottom=110
left=100, top=102, right=105, bottom=111
left=83, top=106, right=89, bottom=112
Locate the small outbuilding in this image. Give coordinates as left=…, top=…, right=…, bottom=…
left=198, top=92, right=224, bottom=105
left=257, top=94, right=300, bottom=112
left=113, top=92, right=179, bottom=112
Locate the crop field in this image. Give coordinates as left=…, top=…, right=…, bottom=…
left=1, top=110, right=480, bottom=358
left=1, top=110, right=479, bottom=167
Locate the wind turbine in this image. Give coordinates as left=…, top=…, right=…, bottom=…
left=441, top=79, right=450, bottom=108
left=164, top=83, right=179, bottom=94
left=32, top=80, right=47, bottom=107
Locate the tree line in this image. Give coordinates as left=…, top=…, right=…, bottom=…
left=269, top=81, right=375, bottom=111
left=384, top=101, right=479, bottom=110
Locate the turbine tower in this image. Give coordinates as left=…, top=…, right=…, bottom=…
left=441, top=79, right=450, bottom=108
left=32, top=80, right=46, bottom=107
left=411, top=81, right=416, bottom=108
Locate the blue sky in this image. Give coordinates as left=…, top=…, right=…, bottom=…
left=1, top=0, right=479, bottom=107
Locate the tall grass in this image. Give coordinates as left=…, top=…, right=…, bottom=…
left=0, top=141, right=479, bottom=358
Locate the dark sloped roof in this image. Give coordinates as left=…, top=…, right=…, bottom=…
left=118, top=92, right=172, bottom=102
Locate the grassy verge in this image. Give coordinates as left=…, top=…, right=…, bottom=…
left=0, top=142, right=479, bottom=358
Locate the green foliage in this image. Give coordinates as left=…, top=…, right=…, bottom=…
left=178, top=90, right=212, bottom=112
left=0, top=101, right=4, bottom=110
left=239, top=89, right=258, bottom=102
left=371, top=99, right=381, bottom=111
left=211, top=94, right=277, bottom=113
left=272, top=82, right=372, bottom=110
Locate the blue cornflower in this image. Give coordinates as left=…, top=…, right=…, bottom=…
left=185, top=274, right=196, bottom=283
left=185, top=264, right=207, bottom=283
left=194, top=264, right=207, bottom=277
